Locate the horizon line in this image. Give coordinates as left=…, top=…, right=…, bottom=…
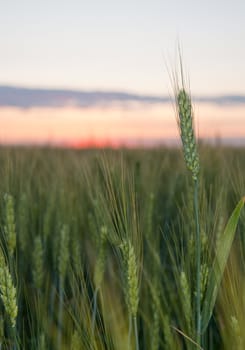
left=1, top=136, right=245, bottom=149
left=1, top=85, right=245, bottom=108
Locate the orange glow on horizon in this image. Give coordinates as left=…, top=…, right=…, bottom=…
left=0, top=103, right=244, bottom=147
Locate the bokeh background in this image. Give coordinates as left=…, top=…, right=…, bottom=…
left=1, top=0, right=245, bottom=147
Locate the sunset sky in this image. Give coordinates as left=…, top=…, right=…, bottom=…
left=1, top=0, right=245, bottom=146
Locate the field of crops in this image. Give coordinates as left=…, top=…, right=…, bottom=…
left=0, top=141, right=244, bottom=349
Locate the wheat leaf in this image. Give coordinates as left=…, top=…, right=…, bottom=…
left=201, top=197, right=245, bottom=332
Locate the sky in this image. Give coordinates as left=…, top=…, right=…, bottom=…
left=0, top=0, right=245, bottom=146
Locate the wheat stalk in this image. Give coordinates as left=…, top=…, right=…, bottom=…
left=176, top=74, right=201, bottom=345
left=57, top=224, right=70, bottom=349
left=0, top=249, right=18, bottom=328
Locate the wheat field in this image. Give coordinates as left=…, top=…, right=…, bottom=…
left=0, top=137, right=244, bottom=350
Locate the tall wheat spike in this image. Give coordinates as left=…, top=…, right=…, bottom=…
left=94, top=226, right=108, bottom=290
left=120, top=239, right=139, bottom=350
left=4, top=194, right=16, bottom=257
left=58, top=224, right=70, bottom=283
left=180, top=271, right=192, bottom=334
left=0, top=249, right=18, bottom=328
left=120, top=240, right=139, bottom=318
left=71, top=330, right=82, bottom=350
left=32, top=236, right=44, bottom=290
left=176, top=89, right=200, bottom=181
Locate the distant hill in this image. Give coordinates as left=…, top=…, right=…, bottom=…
left=0, top=85, right=245, bottom=108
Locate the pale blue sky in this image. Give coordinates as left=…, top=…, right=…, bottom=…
left=1, top=0, right=245, bottom=94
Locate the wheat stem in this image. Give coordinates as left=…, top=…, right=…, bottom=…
left=133, top=316, right=139, bottom=350
left=128, top=315, right=132, bottom=350
left=92, top=288, right=99, bottom=335
left=194, top=179, right=201, bottom=346
left=176, top=82, right=201, bottom=346
left=57, top=279, right=64, bottom=350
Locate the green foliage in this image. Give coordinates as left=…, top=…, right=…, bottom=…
left=202, top=197, right=245, bottom=332
left=0, top=145, right=244, bottom=349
